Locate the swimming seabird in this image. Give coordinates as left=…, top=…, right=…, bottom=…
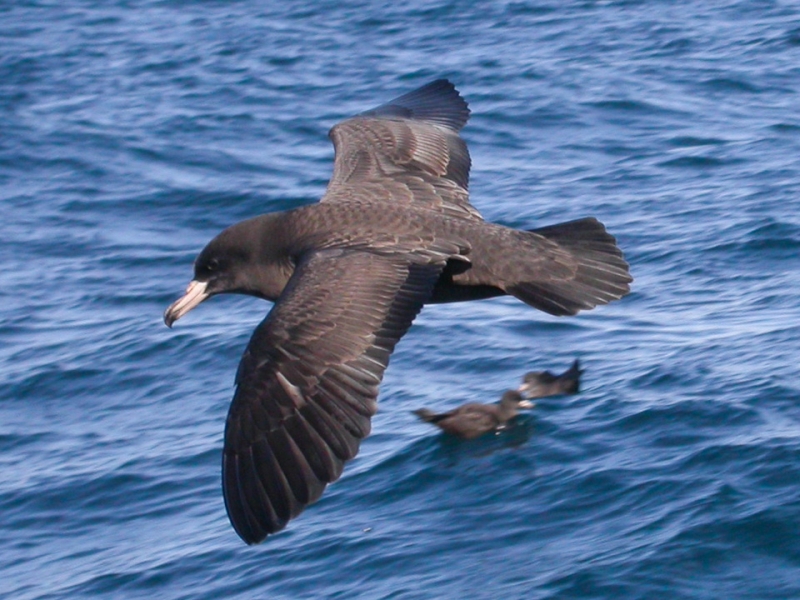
left=413, top=390, right=534, bottom=439
left=518, top=359, right=583, bottom=398
left=164, top=79, right=632, bottom=544
left=414, top=359, right=582, bottom=438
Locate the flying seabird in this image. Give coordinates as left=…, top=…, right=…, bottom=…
left=164, top=79, right=632, bottom=544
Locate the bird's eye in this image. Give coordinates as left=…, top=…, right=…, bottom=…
left=207, top=258, right=219, bottom=272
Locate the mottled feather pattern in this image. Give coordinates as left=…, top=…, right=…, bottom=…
left=326, top=81, right=477, bottom=221
left=327, top=119, right=477, bottom=219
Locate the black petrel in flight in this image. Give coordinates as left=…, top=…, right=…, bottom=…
left=164, top=80, right=632, bottom=544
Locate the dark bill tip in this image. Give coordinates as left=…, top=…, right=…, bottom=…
left=164, top=280, right=209, bottom=327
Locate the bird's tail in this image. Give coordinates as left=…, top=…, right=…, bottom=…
left=504, top=218, right=632, bottom=316
left=559, top=359, right=583, bottom=394
left=564, top=358, right=583, bottom=379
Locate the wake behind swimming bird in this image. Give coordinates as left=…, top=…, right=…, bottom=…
left=164, top=79, right=632, bottom=544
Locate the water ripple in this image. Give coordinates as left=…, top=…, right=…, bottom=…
left=2, top=0, right=800, bottom=598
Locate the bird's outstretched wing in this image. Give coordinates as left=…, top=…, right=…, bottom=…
left=222, top=248, right=444, bottom=544
left=323, top=79, right=482, bottom=221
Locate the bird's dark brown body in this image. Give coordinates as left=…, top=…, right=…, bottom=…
left=189, top=202, right=625, bottom=312
left=164, top=79, right=632, bottom=544
left=519, top=359, right=584, bottom=398
left=414, top=391, right=534, bottom=440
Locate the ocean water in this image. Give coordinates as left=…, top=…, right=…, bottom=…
left=2, top=0, right=800, bottom=598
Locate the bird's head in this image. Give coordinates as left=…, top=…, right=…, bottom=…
left=163, top=215, right=292, bottom=327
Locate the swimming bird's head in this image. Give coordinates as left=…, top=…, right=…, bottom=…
left=499, top=390, right=534, bottom=411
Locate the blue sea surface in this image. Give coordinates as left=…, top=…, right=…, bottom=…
left=2, top=1, right=800, bottom=598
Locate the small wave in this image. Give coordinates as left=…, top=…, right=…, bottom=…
left=667, top=135, right=728, bottom=148
left=658, top=155, right=730, bottom=168
left=701, top=77, right=761, bottom=94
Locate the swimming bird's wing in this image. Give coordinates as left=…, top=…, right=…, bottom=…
left=438, top=406, right=498, bottom=439
left=222, top=249, right=443, bottom=544
left=323, top=79, right=482, bottom=221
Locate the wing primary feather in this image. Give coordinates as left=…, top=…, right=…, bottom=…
left=285, top=412, right=344, bottom=483
left=266, top=427, right=323, bottom=506
left=250, top=437, right=299, bottom=526
left=359, top=79, right=470, bottom=131
left=239, top=447, right=283, bottom=537
left=302, top=397, right=362, bottom=460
